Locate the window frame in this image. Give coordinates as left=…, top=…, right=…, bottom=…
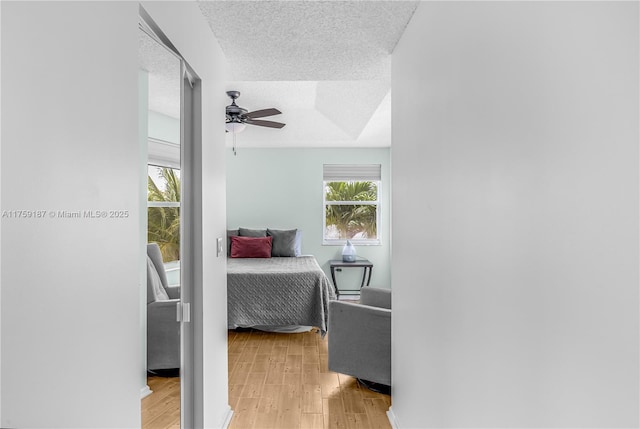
left=147, top=163, right=181, bottom=207
left=147, top=163, right=182, bottom=262
left=322, top=164, right=382, bottom=246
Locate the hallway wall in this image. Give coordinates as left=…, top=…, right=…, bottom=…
left=1, top=2, right=230, bottom=427
left=1, top=3, right=141, bottom=427
left=391, top=2, right=639, bottom=427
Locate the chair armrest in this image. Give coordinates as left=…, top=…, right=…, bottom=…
left=165, top=285, right=180, bottom=300
left=147, top=299, right=180, bottom=329
left=360, top=287, right=391, bottom=309
left=328, top=300, right=391, bottom=385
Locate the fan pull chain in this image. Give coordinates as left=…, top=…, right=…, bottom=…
left=232, top=131, right=237, bottom=156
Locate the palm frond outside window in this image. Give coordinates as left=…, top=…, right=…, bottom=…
left=148, top=166, right=181, bottom=262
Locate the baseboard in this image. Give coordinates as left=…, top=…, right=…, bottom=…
left=387, top=406, right=400, bottom=429
left=140, top=385, right=153, bottom=399
left=220, top=406, right=234, bottom=429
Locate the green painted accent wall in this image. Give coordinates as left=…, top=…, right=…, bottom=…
left=226, top=147, right=391, bottom=291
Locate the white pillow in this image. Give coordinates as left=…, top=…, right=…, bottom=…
left=147, top=256, right=169, bottom=301
left=294, top=230, right=303, bottom=256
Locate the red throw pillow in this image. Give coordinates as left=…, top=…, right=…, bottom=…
left=230, top=236, right=273, bottom=258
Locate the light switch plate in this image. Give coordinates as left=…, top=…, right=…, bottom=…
left=216, top=237, right=224, bottom=257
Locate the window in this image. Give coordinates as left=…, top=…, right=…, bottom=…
left=148, top=165, right=181, bottom=270
left=323, top=164, right=381, bottom=245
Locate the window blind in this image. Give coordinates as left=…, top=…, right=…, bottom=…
left=323, top=164, right=381, bottom=181
left=148, top=138, right=180, bottom=169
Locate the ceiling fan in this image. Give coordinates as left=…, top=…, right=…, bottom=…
left=225, top=90, right=285, bottom=133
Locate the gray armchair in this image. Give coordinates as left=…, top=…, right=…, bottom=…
left=328, top=287, right=391, bottom=390
left=147, top=243, right=180, bottom=372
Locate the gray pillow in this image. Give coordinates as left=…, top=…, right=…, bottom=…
left=238, top=227, right=267, bottom=237
left=267, top=228, right=298, bottom=257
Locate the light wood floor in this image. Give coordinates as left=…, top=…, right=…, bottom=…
left=142, top=328, right=391, bottom=429
left=228, top=328, right=391, bottom=429
left=142, top=374, right=180, bottom=429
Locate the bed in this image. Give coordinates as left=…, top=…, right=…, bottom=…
left=227, top=255, right=336, bottom=335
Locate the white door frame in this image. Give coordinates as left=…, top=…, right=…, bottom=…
left=139, top=5, right=203, bottom=427
left=180, top=60, right=203, bottom=429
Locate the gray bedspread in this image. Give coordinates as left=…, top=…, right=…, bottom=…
left=227, top=256, right=336, bottom=335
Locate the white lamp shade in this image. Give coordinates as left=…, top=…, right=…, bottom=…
left=225, top=122, right=246, bottom=133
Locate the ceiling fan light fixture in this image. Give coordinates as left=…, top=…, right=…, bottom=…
left=225, top=121, right=247, bottom=133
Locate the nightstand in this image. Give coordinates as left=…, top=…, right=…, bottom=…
left=328, top=259, right=373, bottom=297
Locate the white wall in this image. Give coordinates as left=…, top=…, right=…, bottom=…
left=141, top=3, right=231, bottom=427
left=139, top=70, right=151, bottom=398
left=1, top=2, right=229, bottom=428
left=0, top=2, right=3, bottom=423
left=226, top=147, right=391, bottom=290
left=1, top=2, right=140, bottom=427
left=391, top=2, right=639, bottom=428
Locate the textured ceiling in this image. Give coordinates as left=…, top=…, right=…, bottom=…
left=200, top=0, right=418, bottom=148
left=198, top=1, right=416, bottom=81
left=141, top=1, right=419, bottom=148
left=139, top=29, right=181, bottom=119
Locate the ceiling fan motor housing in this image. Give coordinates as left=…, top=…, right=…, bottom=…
left=226, top=91, right=247, bottom=119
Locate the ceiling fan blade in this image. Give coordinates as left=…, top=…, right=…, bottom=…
left=244, top=108, right=281, bottom=119
left=245, top=118, right=286, bottom=129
